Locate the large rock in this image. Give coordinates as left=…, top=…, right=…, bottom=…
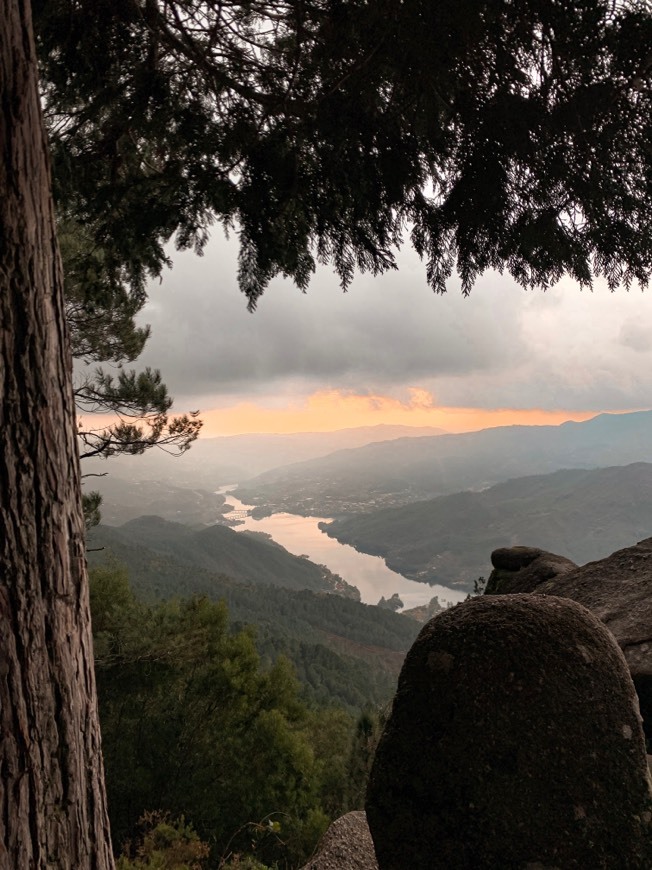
left=366, top=595, right=652, bottom=869
left=486, top=546, right=578, bottom=594
left=300, top=811, right=378, bottom=870
left=486, top=539, right=652, bottom=740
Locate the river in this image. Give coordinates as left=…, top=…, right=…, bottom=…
left=217, top=486, right=466, bottom=610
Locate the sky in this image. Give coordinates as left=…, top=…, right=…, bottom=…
left=130, top=232, right=652, bottom=437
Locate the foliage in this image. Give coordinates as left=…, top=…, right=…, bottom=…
left=64, top=172, right=201, bottom=481
left=345, top=708, right=388, bottom=810
left=49, top=48, right=203, bottom=495
left=117, top=812, right=210, bottom=870
left=59, top=216, right=151, bottom=366
left=89, top=565, right=360, bottom=867
left=254, top=632, right=399, bottom=711
left=70, top=220, right=202, bottom=528
left=82, top=490, right=104, bottom=531
left=87, top=522, right=419, bottom=710
left=34, top=0, right=652, bottom=313
left=76, top=366, right=201, bottom=460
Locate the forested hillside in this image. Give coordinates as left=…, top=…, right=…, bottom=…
left=322, top=463, right=652, bottom=591
left=90, top=566, right=386, bottom=867
left=88, top=529, right=419, bottom=710
left=237, top=411, right=652, bottom=516
left=89, top=516, right=356, bottom=595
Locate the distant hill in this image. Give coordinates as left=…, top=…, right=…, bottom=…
left=88, top=516, right=355, bottom=594
left=81, top=423, right=447, bottom=488
left=322, top=462, right=652, bottom=591
left=87, top=523, right=420, bottom=710
left=236, top=410, right=652, bottom=516
left=84, top=476, right=231, bottom=527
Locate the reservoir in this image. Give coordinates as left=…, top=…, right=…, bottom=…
left=219, top=487, right=467, bottom=610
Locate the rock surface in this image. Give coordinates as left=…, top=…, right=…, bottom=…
left=486, top=546, right=578, bottom=594
left=366, top=595, right=652, bottom=870
left=300, top=811, right=378, bottom=870
left=486, top=539, right=652, bottom=740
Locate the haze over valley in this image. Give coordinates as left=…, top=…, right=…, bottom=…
left=90, top=410, right=652, bottom=596
left=82, top=423, right=447, bottom=490
left=236, top=410, right=652, bottom=516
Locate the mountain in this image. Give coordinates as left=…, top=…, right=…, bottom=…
left=236, top=410, right=652, bottom=516
left=321, top=462, right=652, bottom=591
left=87, top=522, right=420, bottom=710
left=88, top=516, right=357, bottom=595
left=83, top=476, right=232, bottom=526
left=80, top=424, right=447, bottom=489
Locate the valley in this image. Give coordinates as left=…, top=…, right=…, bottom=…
left=235, top=410, right=652, bottom=518
left=89, top=412, right=652, bottom=598
left=83, top=411, right=652, bottom=864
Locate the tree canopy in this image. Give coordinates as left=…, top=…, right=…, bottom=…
left=89, top=564, right=360, bottom=867
left=35, top=0, right=652, bottom=312
left=62, top=197, right=201, bottom=466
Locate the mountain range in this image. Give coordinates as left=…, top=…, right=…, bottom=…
left=236, top=410, right=652, bottom=516
left=322, top=462, right=652, bottom=590
left=81, top=423, right=446, bottom=489
left=87, top=410, right=652, bottom=596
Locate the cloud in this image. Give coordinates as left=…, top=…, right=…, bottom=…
left=619, top=320, right=652, bottom=353
left=197, top=389, right=597, bottom=436
left=137, top=234, right=528, bottom=402
left=134, top=232, right=652, bottom=422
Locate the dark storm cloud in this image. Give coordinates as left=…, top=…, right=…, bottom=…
left=135, top=234, right=528, bottom=404
left=132, top=233, right=652, bottom=414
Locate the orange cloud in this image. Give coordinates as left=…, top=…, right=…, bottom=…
left=198, top=388, right=601, bottom=436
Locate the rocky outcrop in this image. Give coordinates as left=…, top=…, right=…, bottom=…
left=376, top=593, right=403, bottom=612
left=299, top=811, right=378, bottom=870
left=486, top=539, right=652, bottom=741
left=402, top=594, right=445, bottom=623
left=366, top=595, right=652, bottom=869
left=486, top=545, right=578, bottom=594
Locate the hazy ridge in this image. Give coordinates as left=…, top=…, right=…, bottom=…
left=322, top=462, right=652, bottom=590
left=236, top=411, right=652, bottom=516
left=82, top=423, right=447, bottom=488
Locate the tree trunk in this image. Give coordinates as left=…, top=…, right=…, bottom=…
left=0, top=1, right=114, bottom=867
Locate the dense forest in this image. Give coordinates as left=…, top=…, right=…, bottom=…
left=87, top=519, right=418, bottom=864
left=87, top=524, right=419, bottom=710
left=91, top=564, right=388, bottom=868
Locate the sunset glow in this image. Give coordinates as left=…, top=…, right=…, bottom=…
left=197, top=388, right=602, bottom=436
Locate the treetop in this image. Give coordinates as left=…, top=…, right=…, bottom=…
left=36, top=0, right=652, bottom=307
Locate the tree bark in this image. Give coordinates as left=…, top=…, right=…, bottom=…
left=0, top=1, right=114, bottom=867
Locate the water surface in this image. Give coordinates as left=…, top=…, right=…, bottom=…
left=218, top=487, right=466, bottom=609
